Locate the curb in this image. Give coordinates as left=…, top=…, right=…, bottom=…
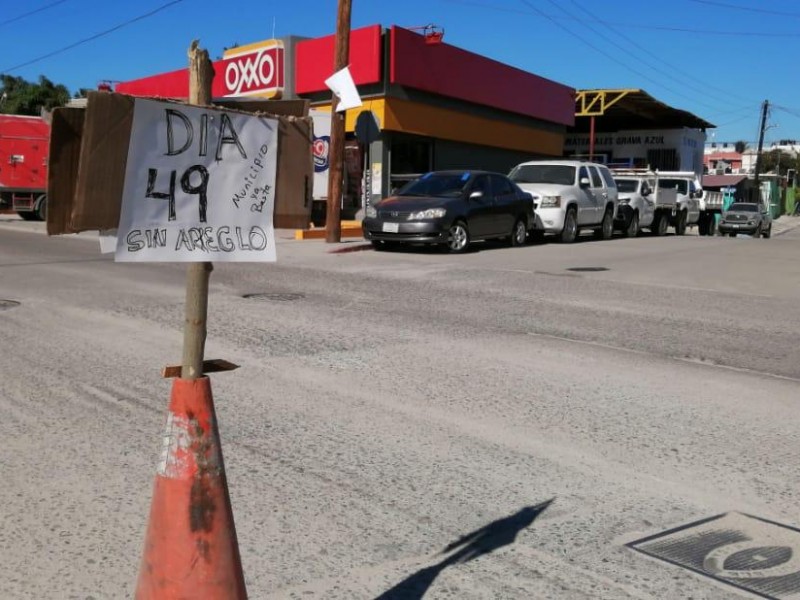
left=774, top=217, right=800, bottom=237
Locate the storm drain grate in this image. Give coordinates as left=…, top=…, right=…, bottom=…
left=0, top=299, right=20, bottom=311
left=628, top=512, right=800, bottom=599
left=242, top=292, right=305, bottom=302
left=566, top=267, right=609, bottom=272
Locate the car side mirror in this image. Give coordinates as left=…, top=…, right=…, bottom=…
left=579, top=177, right=591, bottom=188
left=469, top=190, right=484, bottom=200
left=641, top=187, right=651, bottom=197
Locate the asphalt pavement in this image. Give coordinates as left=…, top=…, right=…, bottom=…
left=1, top=213, right=799, bottom=599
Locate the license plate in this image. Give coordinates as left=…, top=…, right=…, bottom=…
left=732, top=224, right=740, bottom=229
left=382, top=222, right=399, bottom=233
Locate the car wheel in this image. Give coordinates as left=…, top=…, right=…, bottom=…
left=447, top=221, right=470, bottom=253
left=708, top=216, right=717, bottom=236
left=753, top=223, right=762, bottom=238
left=509, top=218, right=527, bottom=247
left=674, top=211, right=687, bottom=235
left=729, top=233, right=736, bottom=237
left=763, top=224, right=772, bottom=239
left=625, top=211, right=639, bottom=238
left=560, top=208, right=578, bottom=243
left=594, top=207, right=614, bottom=240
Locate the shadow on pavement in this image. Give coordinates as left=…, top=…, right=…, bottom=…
left=374, top=498, right=554, bottom=600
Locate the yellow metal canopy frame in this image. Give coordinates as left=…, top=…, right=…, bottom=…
left=575, top=89, right=638, bottom=117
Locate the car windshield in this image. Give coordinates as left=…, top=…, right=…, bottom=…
left=615, top=179, right=639, bottom=193
left=398, top=173, right=470, bottom=197
left=659, top=179, right=689, bottom=194
left=509, top=164, right=576, bottom=185
left=728, top=203, right=759, bottom=212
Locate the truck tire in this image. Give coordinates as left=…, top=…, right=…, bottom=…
left=674, top=211, right=687, bottom=236
left=651, top=213, right=668, bottom=236
left=625, top=211, right=640, bottom=238
left=763, top=224, right=772, bottom=238
left=34, top=195, right=47, bottom=222
left=560, top=208, right=578, bottom=243
left=698, top=216, right=709, bottom=236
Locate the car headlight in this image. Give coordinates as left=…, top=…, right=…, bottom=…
left=365, top=206, right=377, bottom=218
left=539, top=195, right=561, bottom=208
left=409, top=208, right=446, bottom=220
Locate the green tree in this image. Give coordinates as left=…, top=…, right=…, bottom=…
left=758, top=149, right=800, bottom=174
left=0, top=74, right=70, bottom=115
left=734, top=140, right=747, bottom=153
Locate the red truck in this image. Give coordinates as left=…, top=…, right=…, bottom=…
left=0, top=114, right=49, bottom=220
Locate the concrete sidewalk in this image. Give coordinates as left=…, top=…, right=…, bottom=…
left=772, top=214, right=800, bottom=236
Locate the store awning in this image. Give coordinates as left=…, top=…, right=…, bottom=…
left=572, top=89, right=715, bottom=132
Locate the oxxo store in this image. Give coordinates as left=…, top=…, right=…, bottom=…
left=116, top=25, right=575, bottom=221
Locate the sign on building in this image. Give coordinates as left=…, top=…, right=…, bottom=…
left=218, top=40, right=285, bottom=99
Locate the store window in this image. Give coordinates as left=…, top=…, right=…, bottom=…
left=390, top=135, right=433, bottom=193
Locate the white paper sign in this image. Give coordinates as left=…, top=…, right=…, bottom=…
left=324, top=66, right=362, bottom=112
left=115, top=98, right=278, bottom=262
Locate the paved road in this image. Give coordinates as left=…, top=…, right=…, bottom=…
left=1, top=216, right=799, bottom=598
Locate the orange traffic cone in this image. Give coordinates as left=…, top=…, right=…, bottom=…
left=136, top=377, right=247, bottom=599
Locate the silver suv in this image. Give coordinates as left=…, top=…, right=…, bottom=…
left=509, top=160, right=618, bottom=243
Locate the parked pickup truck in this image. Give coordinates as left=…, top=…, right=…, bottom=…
left=611, top=169, right=679, bottom=237
left=718, top=201, right=772, bottom=238
left=508, top=159, right=618, bottom=243
left=655, top=171, right=704, bottom=235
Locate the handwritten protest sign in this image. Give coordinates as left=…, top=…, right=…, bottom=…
left=115, top=98, right=278, bottom=262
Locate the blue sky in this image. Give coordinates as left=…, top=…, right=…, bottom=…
left=2, top=0, right=798, bottom=145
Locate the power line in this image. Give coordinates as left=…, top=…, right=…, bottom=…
left=688, top=0, right=800, bottom=18
left=0, top=0, right=71, bottom=28
left=441, top=0, right=800, bottom=37
left=519, top=0, right=722, bottom=111
left=566, top=0, right=756, bottom=107
left=1, top=1, right=185, bottom=74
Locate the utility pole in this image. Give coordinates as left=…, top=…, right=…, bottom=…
left=325, top=0, right=352, bottom=243
left=753, top=99, right=769, bottom=202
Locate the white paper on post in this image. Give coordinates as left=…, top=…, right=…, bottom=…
left=115, top=98, right=278, bottom=262
left=324, top=66, right=362, bottom=112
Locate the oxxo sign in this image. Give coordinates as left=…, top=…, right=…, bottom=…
left=219, top=41, right=285, bottom=98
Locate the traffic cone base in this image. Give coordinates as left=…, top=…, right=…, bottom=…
left=136, top=377, right=247, bottom=599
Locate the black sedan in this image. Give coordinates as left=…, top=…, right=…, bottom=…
left=362, top=170, right=535, bottom=253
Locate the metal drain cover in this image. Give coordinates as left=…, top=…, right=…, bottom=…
left=0, top=299, right=20, bottom=311
left=242, top=292, right=305, bottom=302
left=566, top=267, right=609, bottom=272
left=628, top=512, right=800, bottom=599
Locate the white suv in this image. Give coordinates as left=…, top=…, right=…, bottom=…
left=508, top=160, right=618, bottom=243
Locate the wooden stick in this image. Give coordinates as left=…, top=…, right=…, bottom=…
left=182, top=41, right=214, bottom=380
